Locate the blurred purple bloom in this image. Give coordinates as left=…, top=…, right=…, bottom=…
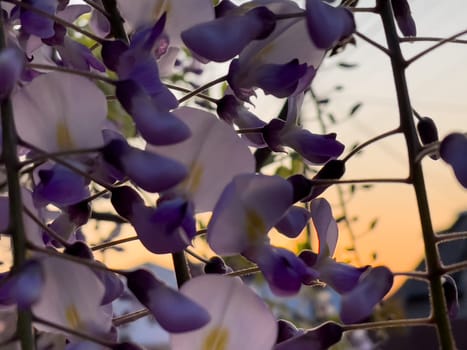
left=440, top=133, right=467, bottom=188
left=305, top=0, right=355, bottom=49
left=125, top=269, right=210, bottom=332
left=182, top=6, right=275, bottom=62
left=0, top=260, right=44, bottom=309
left=20, top=0, right=58, bottom=38
left=0, top=47, right=24, bottom=99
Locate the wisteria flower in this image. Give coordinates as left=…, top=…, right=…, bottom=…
left=171, top=274, right=277, bottom=350
left=439, top=132, right=467, bottom=188
left=12, top=72, right=107, bottom=152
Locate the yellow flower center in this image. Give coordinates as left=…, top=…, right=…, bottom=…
left=202, top=327, right=229, bottom=350
left=65, top=304, right=81, bottom=329
left=56, top=121, right=74, bottom=150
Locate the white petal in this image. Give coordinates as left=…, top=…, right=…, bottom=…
left=171, top=275, right=277, bottom=350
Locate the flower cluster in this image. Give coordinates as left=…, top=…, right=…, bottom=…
left=0, top=0, right=464, bottom=349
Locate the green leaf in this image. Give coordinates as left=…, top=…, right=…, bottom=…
left=348, top=102, right=362, bottom=117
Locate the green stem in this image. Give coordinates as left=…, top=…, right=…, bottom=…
left=378, top=1, right=456, bottom=349
left=0, top=6, right=34, bottom=348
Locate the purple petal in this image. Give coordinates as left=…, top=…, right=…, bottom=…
left=0, top=260, right=44, bottom=309
left=0, top=47, right=24, bottom=99
left=392, top=0, right=416, bottom=37
left=311, top=198, right=338, bottom=258
left=340, top=266, right=393, bottom=324
left=125, top=269, right=210, bottom=332
left=287, top=174, right=313, bottom=203
left=274, top=206, right=310, bottom=238
left=132, top=198, right=196, bottom=254
left=440, top=133, right=467, bottom=188
left=246, top=245, right=317, bottom=296
left=56, top=37, right=106, bottom=72
left=315, top=257, right=369, bottom=294
left=33, top=164, right=90, bottom=207
left=305, top=160, right=345, bottom=200
left=110, top=186, right=146, bottom=221
left=276, top=319, right=304, bottom=344
left=115, top=80, right=190, bottom=145
left=102, top=139, right=188, bottom=193
left=182, top=6, right=275, bottom=62
left=281, top=129, right=345, bottom=164
left=305, top=0, right=355, bottom=49
left=20, top=0, right=58, bottom=38
left=275, top=321, right=342, bottom=350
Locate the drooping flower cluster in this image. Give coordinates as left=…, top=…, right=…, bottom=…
left=0, top=0, right=463, bottom=349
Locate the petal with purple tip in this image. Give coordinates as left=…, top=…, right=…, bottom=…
left=340, top=266, right=393, bottom=324
left=275, top=206, right=310, bottom=238
left=126, top=269, right=210, bottom=333
left=182, top=6, right=275, bottom=62
left=440, top=133, right=467, bottom=188
left=171, top=274, right=277, bottom=350
left=305, top=0, right=355, bottom=49
left=311, top=198, right=338, bottom=258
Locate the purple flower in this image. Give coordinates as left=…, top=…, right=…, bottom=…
left=182, top=6, right=276, bottom=62
left=0, top=47, right=24, bottom=99
left=101, top=138, right=188, bottom=193
left=263, top=94, right=345, bottom=164
left=274, top=206, right=310, bottom=238
left=125, top=269, right=210, bottom=333
left=171, top=275, right=277, bottom=349
left=340, top=266, right=393, bottom=324
left=20, top=0, right=58, bottom=38
left=440, top=133, right=467, bottom=188
left=305, top=0, right=355, bottom=49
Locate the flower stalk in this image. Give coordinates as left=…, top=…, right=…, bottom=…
left=378, top=0, right=456, bottom=348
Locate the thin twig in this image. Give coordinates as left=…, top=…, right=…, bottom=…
left=91, top=235, right=138, bottom=251
left=22, top=206, right=70, bottom=247
left=185, top=248, right=210, bottom=264
left=342, top=127, right=401, bottom=162
left=26, top=63, right=116, bottom=85
left=226, top=266, right=261, bottom=277
left=178, top=76, right=227, bottom=104
left=400, top=36, right=467, bottom=45
left=341, top=317, right=432, bottom=331
left=406, top=28, right=467, bottom=66
left=113, top=309, right=150, bottom=327
left=355, top=31, right=391, bottom=55
left=436, top=231, right=467, bottom=243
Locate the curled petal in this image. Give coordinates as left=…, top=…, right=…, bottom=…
left=275, top=321, right=343, bottom=350
left=125, top=269, right=210, bottom=332
left=132, top=198, right=196, bottom=254
left=340, top=266, right=394, bottom=324
left=440, top=133, right=467, bottom=188
left=182, top=6, right=276, bottom=62
left=311, top=198, right=338, bottom=258
left=305, top=160, right=345, bottom=200
left=33, top=164, right=90, bottom=207
left=102, top=139, right=188, bottom=193
left=116, top=80, right=190, bottom=145
left=305, top=0, right=355, bottom=49
left=246, top=245, right=317, bottom=296
left=275, top=206, right=310, bottom=238
left=315, top=257, right=369, bottom=294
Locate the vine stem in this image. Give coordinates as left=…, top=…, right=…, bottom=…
left=0, top=4, right=34, bottom=348
left=355, top=31, right=392, bottom=55
left=378, top=1, right=456, bottom=348
left=178, top=75, right=227, bottom=104
left=406, top=28, right=467, bottom=66
left=341, top=317, right=432, bottom=332
left=400, top=36, right=467, bottom=45
left=25, top=63, right=116, bottom=84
